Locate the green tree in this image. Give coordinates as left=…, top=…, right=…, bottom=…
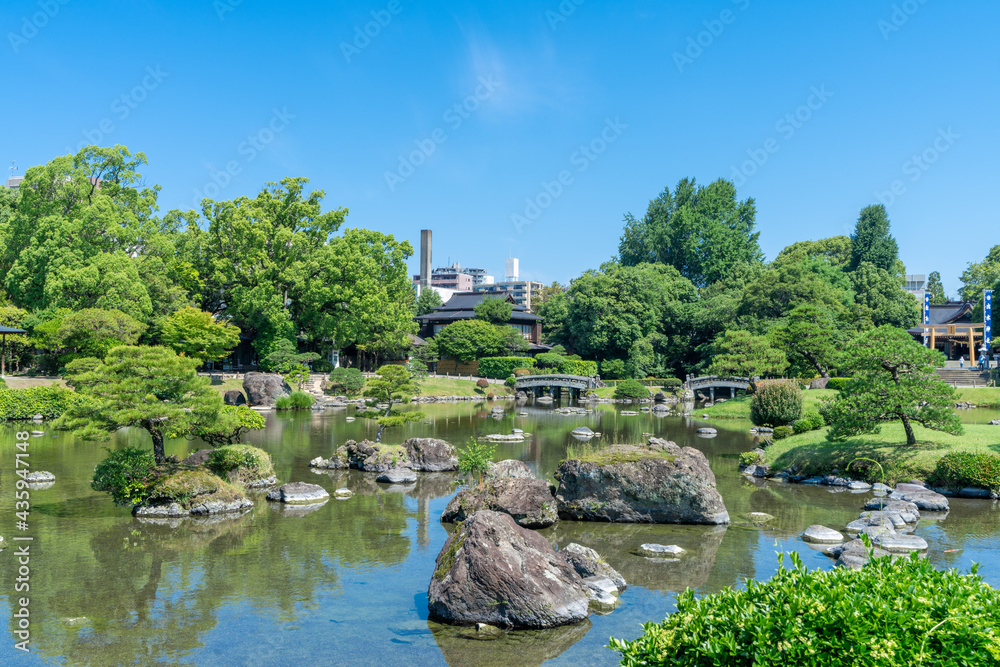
left=194, top=405, right=267, bottom=447
left=925, top=271, right=947, bottom=304
left=959, top=245, right=1000, bottom=319
left=825, top=326, right=961, bottom=445
left=0, top=305, right=29, bottom=371
left=851, top=262, right=920, bottom=329
left=708, top=329, right=788, bottom=392
left=769, top=304, right=842, bottom=378
left=848, top=204, right=899, bottom=273
left=740, top=250, right=854, bottom=321
left=262, top=338, right=318, bottom=389
left=158, top=307, right=241, bottom=364
left=328, top=366, right=366, bottom=395
left=474, top=296, right=513, bottom=325
left=773, top=236, right=852, bottom=269
left=407, top=337, right=439, bottom=377
left=434, top=320, right=507, bottom=362
left=618, top=177, right=763, bottom=287
left=56, top=346, right=223, bottom=463
left=56, top=308, right=147, bottom=358
left=364, top=364, right=425, bottom=443
left=414, top=287, right=443, bottom=316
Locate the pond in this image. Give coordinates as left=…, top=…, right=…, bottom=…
left=1, top=400, right=998, bottom=666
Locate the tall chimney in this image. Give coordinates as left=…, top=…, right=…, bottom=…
left=420, top=229, right=432, bottom=288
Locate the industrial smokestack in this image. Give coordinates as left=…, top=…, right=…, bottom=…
left=420, top=230, right=432, bottom=288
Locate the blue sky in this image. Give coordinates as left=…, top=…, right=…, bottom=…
left=2, top=0, right=997, bottom=296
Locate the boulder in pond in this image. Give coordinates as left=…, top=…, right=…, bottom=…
left=242, top=372, right=291, bottom=407
left=636, top=544, right=686, bottom=558
left=824, top=539, right=891, bottom=569
left=266, top=482, right=329, bottom=504
left=25, top=471, right=55, bottom=483
left=428, top=510, right=590, bottom=629
left=333, top=440, right=412, bottom=472
left=441, top=478, right=558, bottom=529
left=402, top=438, right=458, bottom=472
left=554, top=438, right=729, bottom=525
left=223, top=389, right=247, bottom=406
left=801, top=525, right=844, bottom=544
left=486, top=459, right=535, bottom=480
left=572, top=426, right=595, bottom=437
left=377, top=469, right=418, bottom=484
left=873, top=533, right=928, bottom=553
left=889, top=484, right=949, bottom=512
left=133, top=469, right=252, bottom=517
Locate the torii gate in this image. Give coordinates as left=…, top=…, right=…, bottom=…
left=0, top=325, right=27, bottom=378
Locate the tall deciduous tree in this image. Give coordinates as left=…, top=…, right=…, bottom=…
left=851, top=262, right=920, bottom=329
left=925, top=271, right=947, bottom=304
left=158, top=307, right=241, bottom=364
left=618, top=178, right=763, bottom=287
left=434, top=320, right=518, bottom=362
left=708, top=329, right=788, bottom=392
left=960, top=245, right=1000, bottom=319
left=57, top=346, right=224, bottom=463
left=825, top=326, right=961, bottom=445
left=56, top=308, right=147, bottom=358
left=848, top=205, right=899, bottom=273
left=769, top=304, right=842, bottom=378
left=474, top=296, right=513, bottom=325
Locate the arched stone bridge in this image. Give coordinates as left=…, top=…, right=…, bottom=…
left=685, top=375, right=753, bottom=401
left=515, top=374, right=601, bottom=398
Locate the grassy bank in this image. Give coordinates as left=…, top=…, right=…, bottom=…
left=700, top=388, right=838, bottom=419
left=956, top=387, right=1000, bottom=408
left=763, top=423, right=1000, bottom=485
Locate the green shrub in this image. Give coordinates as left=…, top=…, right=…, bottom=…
left=0, top=386, right=82, bottom=420
left=458, top=437, right=495, bottom=485
left=533, top=352, right=563, bottom=369
left=327, top=366, right=365, bottom=395
left=792, top=419, right=813, bottom=434
left=929, top=451, right=1000, bottom=491
left=749, top=380, right=803, bottom=427
left=504, top=375, right=516, bottom=388
left=826, top=377, right=852, bottom=391
left=660, top=377, right=682, bottom=390
left=476, top=378, right=490, bottom=389
left=311, top=359, right=335, bottom=373
left=557, top=359, right=598, bottom=376
left=772, top=425, right=793, bottom=440
left=614, top=379, right=649, bottom=400
left=146, top=469, right=246, bottom=507
left=600, top=358, right=628, bottom=379
left=207, top=444, right=275, bottom=485
left=477, top=357, right=535, bottom=379
left=611, top=551, right=1000, bottom=666
left=91, top=447, right=157, bottom=506
left=275, top=391, right=315, bottom=410
left=739, top=451, right=763, bottom=467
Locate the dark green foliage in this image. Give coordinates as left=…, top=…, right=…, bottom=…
left=91, top=447, right=157, bottom=507
left=749, top=381, right=802, bottom=427
left=660, top=377, right=682, bottom=389
left=414, top=287, right=443, bottom=316
left=848, top=204, right=899, bottom=273
left=738, top=451, right=763, bottom=467
left=614, top=379, right=649, bottom=400
left=709, top=330, right=788, bottom=390
left=601, top=358, right=628, bottom=379
left=826, top=377, right=852, bottom=391
left=851, top=262, right=920, bottom=329
left=929, top=452, right=1000, bottom=491
left=926, top=270, right=947, bottom=304
left=457, top=437, right=496, bottom=486
left=196, top=405, right=266, bottom=446
left=558, top=359, right=598, bottom=376
left=435, top=320, right=526, bottom=361
left=275, top=391, right=315, bottom=410
left=825, top=326, right=961, bottom=446
left=477, top=356, right=535, bottom=379
left=207, top=445, right=275, bottom=484
left=473, top=296, right=513, bottom=325
left=0, top=386, right=82, bottom=420
left=328, top=366, right=365, bottom=395
left=610, top=551, right=1000, bottom=666
left=533, top=352, right=563, bottom=368
left=772, top=425, right=793, bottom=440
left=504, top=376, right=516, bottom=388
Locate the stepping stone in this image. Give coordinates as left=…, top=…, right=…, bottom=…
left=266, top=482, right=329, bottom=504
left=333, top=488, right=354, bottom=499
left=636, top=544, right=685, bottom=558
left=873, top=534, right=928, bottom=553
left=801, top=525, right=844, bottom=544
left=847, top=481, right=871, bottom=491
left=696, top=428, right=717, bottom=435
left=376, top=469, right=418, bottom=484
left=25, top=471, right=55, bottom=483
left=889, top=487, right=949, bottom=512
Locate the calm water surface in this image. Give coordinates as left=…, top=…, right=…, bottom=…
left=1, top=401, right=998, bottom=666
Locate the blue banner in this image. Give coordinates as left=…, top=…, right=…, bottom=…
left=923, top=292, right=930, bottom=346
left=985, top=289, right=993, bottom=353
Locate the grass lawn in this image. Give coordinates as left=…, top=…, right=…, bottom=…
left=404, top=376, right=510, bottom=398
left=1, top=376, right=67, bottom=389
left=956, top=387, right=1000, bottom=408
left=208, top=377, right=246, bottom=397
left=763, top=423, right=1000, bottom=485
left=700, top=388, right=838, bottom=419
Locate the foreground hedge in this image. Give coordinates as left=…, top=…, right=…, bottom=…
left=610, top=551, right=1000, bottom=666
left=477, top=357, right=535, bottom=379
left=0, top=386, right=82, bottom=420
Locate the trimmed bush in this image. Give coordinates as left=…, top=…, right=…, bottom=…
left=826, top=377, right=852, bottom=391
left=275, top=391, right=315, bottom=410
left=513, top=367, right=532, bottom=378
left=0, top=386, right=82, bottom=420
left=611, top=551, right=1000, bottom=666
left=476, top=378, right=490, bottom=389
left=614, top=379, right=649, bottom=400
left=504, top=375, right=516, bottom=388
left=772, top=425, right=793, bottom=440
left=749, top=380, right=803, bottom=427
left=660, top=377, right=683, bottom=390
left=557, top=359, right=598, bottom=376
left=91, top=447, right=157, bottom=506
left=929, top=451, right=1000, bottom=491
left=207, top=445, right=275, bottom=485
left=327, top=367, right=365, bottom=396
left=477, top=356, right=535, bottom=379
left=792, top=419, right=812, bottom=434
left=600, top=358, right=628, bottom=379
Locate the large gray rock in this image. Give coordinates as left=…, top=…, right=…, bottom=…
left=874, top=534, right=928, bottom=553
left=323, top=440, right=412, bottom=472
left=824, top=539, right=891, bottom=569
left=554, top=438, right=729, bottom=525
left=133, top=498, right=253, bottom=518
left=242, top=372, right=291, bottom=407
left=889, top=485, right=949, bottom=512
left=266, top=482, right=329, bottom=504
left=441, top=478, right=558, bottom=529
left=402, top=438, right=458, bottom=472
left=487, top=459, right=535, bottom=480
left=223, top=389, right=247, bottom=406
left=428, top=511, right=590, bottom=628
left=809, top=377, right=829, bottom=390
left=377, top=469, right=418, bottom=484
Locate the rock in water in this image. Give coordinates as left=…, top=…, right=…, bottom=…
left=25, top=471, right=55, bottom=483
left=377, top=469, right=418, bottom=484
left=266, top=482, right=329, bottom=504
left=223, top=389, right=247, bottom=406
left=441, top=478, right=558, bottom=528
left=554, top=439, right=729, bottom=524
left=403, top=438, right=458, bottom=472
left=636, top=544, right=686, bottom=558
left=889, top=485, right=949, bottom=512
left=801, top=525, right=844, bottom=544
left=428, top=511, right=590, bottom=628
left=242, top=372, right=291, bottom=407
left=560, top=543, right=626, bottom=592
left=486, top=459, right=535, bottom=480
